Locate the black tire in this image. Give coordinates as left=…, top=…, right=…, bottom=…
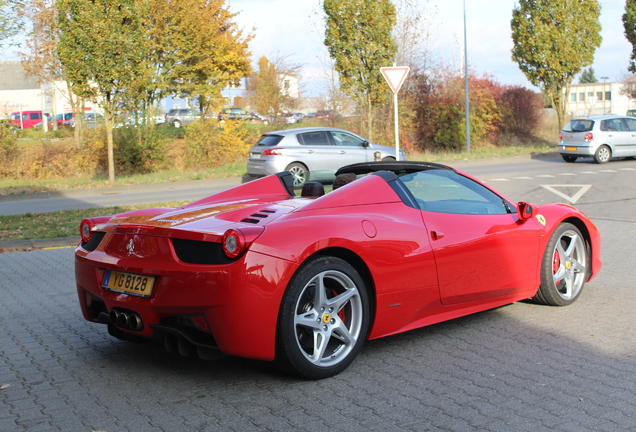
left=276, top=256, right=370, bottom=379
left=286, top=162, right=309, bottom=187
left=561, top=154, right=577, bottom=163
left=532, top=223, right=588, bottom=306
left=172, top=120, right=182, bottom=128
left=594, top=145, right=611, bottom=164
left=382, top=156, right=396, bottom=161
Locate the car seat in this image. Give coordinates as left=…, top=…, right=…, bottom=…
left=301, top=182, right=325, bottom=197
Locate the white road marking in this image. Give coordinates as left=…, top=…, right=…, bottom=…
left=541, top=185, right=592, bottom=204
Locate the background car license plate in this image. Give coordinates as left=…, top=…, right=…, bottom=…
left=565, top=146, right=577, bottom=151
left=102, top=270, right=155, bottom=297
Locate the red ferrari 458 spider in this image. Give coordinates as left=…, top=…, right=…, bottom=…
left=75, top=161, right=601, bottom=379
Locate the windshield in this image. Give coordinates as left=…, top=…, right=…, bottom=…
left=563, top=119, right=594, bottom=133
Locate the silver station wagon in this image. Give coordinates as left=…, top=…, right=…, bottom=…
left=559, top=114, right=636, bottom=163
left=247, top=127, right=406, bottom=186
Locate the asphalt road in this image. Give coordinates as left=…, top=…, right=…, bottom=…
left=1, top=154, right=636, bottom=431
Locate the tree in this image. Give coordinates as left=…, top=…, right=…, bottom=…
left=135, top=0, right=253, bottom=116
left=246, top=54, right=300, bottom=122
left=323, top=0, right=397, bottom=139
left=511, top=0, right=602, bottom=129
left=57, top=0, right=149, bottom=184
left=579, top=67, right=597, bottom=84
left=0, top=0, right=24, bottom=50
left=393, top=0, right=434, bottom=69
left=18, top=0, right=69, bottom=136
left=624, top=0, right=636, bottom=73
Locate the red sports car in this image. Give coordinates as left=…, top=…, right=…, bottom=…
left=75, top=161, right=601, bottom=379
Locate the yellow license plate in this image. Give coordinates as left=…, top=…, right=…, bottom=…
left=102, top=270, right=155, bottom=298
left=565, top=146, right=577, bottom=151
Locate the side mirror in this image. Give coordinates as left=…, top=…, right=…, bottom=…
left=517, top=202, right=536, bottom=220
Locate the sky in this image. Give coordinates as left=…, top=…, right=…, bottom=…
left=227, top=0, right=632, bottom=95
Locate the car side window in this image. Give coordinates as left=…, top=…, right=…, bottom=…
left=330, top=131, right=366, bottom=147
left=605, top=118, right=625, bottom=131
left=298, top=131, right=330, bottom=146
left=399, top=170, right=510, bottom=215
left=625, top=118, right=636, bottom=131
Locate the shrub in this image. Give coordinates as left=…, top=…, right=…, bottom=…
left=112, top=126, right=167, bottom=174
left=0, top=122, right=19, bottom=178
left=498, top=87, right=545, bottom=137
left=183, top=119, right=251, bottom=169
left=405, top=68, right=506, bottom=151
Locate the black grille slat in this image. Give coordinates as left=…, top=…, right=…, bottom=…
left=171, top=238, right=235, bottom=264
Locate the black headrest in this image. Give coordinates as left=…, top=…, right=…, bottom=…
left=301, top=182, right=325, bottom=197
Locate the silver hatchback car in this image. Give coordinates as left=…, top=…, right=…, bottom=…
left=559, top=115, right=636, bottom=163
left=247, top=127, right=406, bottom=186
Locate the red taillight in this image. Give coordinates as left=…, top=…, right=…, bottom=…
left=559, top=132, right=563, bottom=139
left=262, top=148, right=283, bottom=156
left=80, top=218, right=96, bottom=243
left=191, top=314, right=210, bottom=331
left=222, top=229, right=244, bottom=259
left=585, top=132, right=593, bottom=141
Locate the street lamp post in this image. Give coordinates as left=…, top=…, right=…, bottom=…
left=600, top=76, right=608, bottom=114
left=463, top=0, right=470, bottom=153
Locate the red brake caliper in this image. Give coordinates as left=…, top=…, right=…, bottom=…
left=553, top=249, right=562, bottom=286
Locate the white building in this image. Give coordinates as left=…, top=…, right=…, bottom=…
left=565, top=80, right=633, bottom=117
left=0, top=61, right=100, bottom=121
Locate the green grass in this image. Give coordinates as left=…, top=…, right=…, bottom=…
left=0, top=201, right=189, bottom=242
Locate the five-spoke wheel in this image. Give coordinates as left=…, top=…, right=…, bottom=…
left=286, top=162, right=308, bottom=187
left=533, top=223, right=588, bottom=306
left=276, top=256, right=370, bottom=379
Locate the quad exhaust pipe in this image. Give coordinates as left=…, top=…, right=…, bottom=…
left=110, top=309, right=143, bottom=331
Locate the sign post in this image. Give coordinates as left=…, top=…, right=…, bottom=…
left=380, top=66, right=410, bottom=161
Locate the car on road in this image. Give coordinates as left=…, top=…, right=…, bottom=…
left=75, top=161, right=601, bottom=379
left=558, top=114, right=636, bottom=163
left=218, top=107, right=268, bottom=124
left=285, top=112, right=305, bottom=124
left=165, top=108, right=200, bottom=127
left=247, top=127, right=406, bottom=186
left=64, top=112, right=105, bottom=128
left=9, top=110, right=48, bottom=129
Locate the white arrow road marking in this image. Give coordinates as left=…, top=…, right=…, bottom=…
left=541, top=185, right=592, bottom=204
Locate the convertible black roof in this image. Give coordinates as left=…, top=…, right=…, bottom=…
left=336, top=161, right=455, bottom=176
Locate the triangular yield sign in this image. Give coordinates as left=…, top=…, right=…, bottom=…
left=380, top=66, right=410, bottom=93
left=541, top=184, right=591, bottom=204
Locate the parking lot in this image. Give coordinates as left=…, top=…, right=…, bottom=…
left=0, top=216, right=633, bottom=431
left=2, top=156, right=636, bottom=431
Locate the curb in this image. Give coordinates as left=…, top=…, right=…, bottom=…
left=0, top=236, right=80, bottom=252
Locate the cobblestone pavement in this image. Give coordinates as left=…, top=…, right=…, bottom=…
left=1, top=218, right=634, bottom=432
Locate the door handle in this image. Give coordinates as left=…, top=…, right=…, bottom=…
left=339, top=151, right=346, bottom=154
left=431, top=231, right=445, bottom=240
left=306, top=150, right=315, bottom=154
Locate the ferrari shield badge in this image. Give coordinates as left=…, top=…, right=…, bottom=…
left=536, top=215, right=546, bottom=226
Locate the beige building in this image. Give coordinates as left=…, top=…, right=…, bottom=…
left=565, top=80, right=633, bottom=117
